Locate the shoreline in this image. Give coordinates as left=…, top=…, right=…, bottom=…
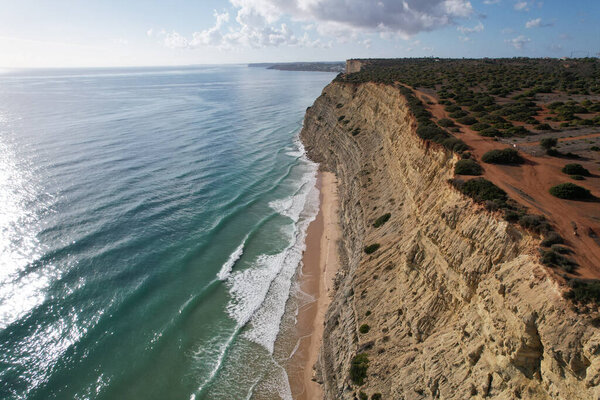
left=286, top=171, right=340, bottom=400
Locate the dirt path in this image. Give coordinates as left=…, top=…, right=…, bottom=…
left=415, top=89, right=600, bottom=279
left=516, top=132, right=600, bottom=147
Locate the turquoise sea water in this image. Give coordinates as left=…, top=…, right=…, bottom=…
left=0, top=65, right=334, bottom=399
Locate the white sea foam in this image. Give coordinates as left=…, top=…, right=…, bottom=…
left=226, top=155, right=319, bottom=354
left=217, top=235, right=248, bottom=281
left=193, top=328, right=238, bottom=395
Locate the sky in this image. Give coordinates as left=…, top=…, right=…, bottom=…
left=0, top=0, right=598, bottom=68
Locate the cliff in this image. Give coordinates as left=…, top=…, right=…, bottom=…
left=300, top=81, right=600, bottom=399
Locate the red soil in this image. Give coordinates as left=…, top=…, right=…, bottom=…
left=415, top=89, right=600, bottom=279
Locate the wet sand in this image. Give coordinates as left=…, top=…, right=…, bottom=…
left=287, top=171, right=340, bottom=400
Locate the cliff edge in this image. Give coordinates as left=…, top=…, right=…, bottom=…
left=300, top=81, right=600, bottom=399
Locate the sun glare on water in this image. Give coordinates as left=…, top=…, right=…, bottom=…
left=0, top=117, right=54, bottom=329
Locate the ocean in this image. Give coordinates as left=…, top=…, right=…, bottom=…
left=0, top=65, right=335, bottom=399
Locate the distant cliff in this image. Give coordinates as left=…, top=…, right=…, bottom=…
left=248, top=62, right=345, bottom=73
left=300, top=80, right=600, bottom=399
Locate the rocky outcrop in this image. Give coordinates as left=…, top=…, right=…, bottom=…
left=300, top=81, right=600, bottom=399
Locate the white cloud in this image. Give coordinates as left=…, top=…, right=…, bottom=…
left=457, top=21, right=484, bottom=34
left=163, top=31, right=189, bottom=49
left=505, top=35, right=530, bottom=49
left=525, top=17, right=541, bottom=28
left=525, top=17, right=553, bottom=28
left=514, top=1, right=528, bottom=10
left=501, top=27, right=514, bottom=34
left=240, top=0, right=475, bottom=38
left=161, top=9, right=328, bottom=50
left=457, top=21, right=483, bottom=42
left=483, top=0, right=500, bottom=4
left=146, top=28, right=154, bottom=38
left=156, top=0, right=476, bottom=51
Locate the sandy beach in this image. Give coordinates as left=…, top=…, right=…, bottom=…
left=286, top=171, right=340, bottom=400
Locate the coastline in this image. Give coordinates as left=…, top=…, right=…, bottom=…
left=287, top=171, right=340, bottom=400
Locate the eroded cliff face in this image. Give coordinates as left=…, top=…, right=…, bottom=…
left=300, top=82, right=600, bottom=400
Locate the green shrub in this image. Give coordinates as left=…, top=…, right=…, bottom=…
left=518, top=214, right=551, bottom=234
left=505, top=126, right=529, bottom=136
left=549, top=183, right=593, bottom=200
left=438, top=118, right=455, bottom=127
left=364, top=244, right=381, bottom=254
left=504, top=210, right=521, bottom=222
left=537, top=123, right=552, bottom=130
left=571, top=175, right=585, bottom=180
left=471, top=122, right=491, bottom=131
left=481, top=148, right=523, bottom=164
left=352, top=127, right=362, bottom=136
left=591, top=146, right=600, bottom=151
left=338, top=115, right=345, bottom=121
left=445, top=104, right=461, bottom=112
left=359, top=392, right=368, bottom=400
left=416, top=125, right=446, bottom=141
left=455, top=159, right=483, bottom=175
left=371, top=394, right=382, bottom=400
left=359, top=324, right=370, bottom=334
left=373, top=213, right=391, bottom=228
left=336, top=103, right=343, bottom=108
left=451, top=178, right=507, bottom=204
left=457, top=116, right=478, bottom=125
left=540, top=137, right=558, bottom=150
left=562, top=163, right=590, bottom=176
left=540, top=232, right=564, bottom=247
left=449, top=110, right=468, bottom=118
left=479, top=127, right=501, bottom=137
left=350, top=353, right=369, bottom=385
left=565, top=279, right=600, bottom=304
left=441, top=138, right=469, bottom=152
left=551, top=244, right=572, bottom=254
left=541, top=249, right=577, bottom=272
left=548, top=101, right=564, bottom=110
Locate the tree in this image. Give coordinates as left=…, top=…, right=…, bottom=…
left=540, top=137, right=558, bottom=150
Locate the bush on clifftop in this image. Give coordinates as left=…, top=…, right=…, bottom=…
left=481, top=148, right=524, bottom=165
left=451, top=178, right=507, bottom=205
left=549, top=183, right=593, bottom=200
left=565, top=280, right=600, bottom=304
left=540, top=137, right=558, bottom=150
left=562, top=163, right=590, bottom=176
left=454, top=159, right=483, bottom=176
